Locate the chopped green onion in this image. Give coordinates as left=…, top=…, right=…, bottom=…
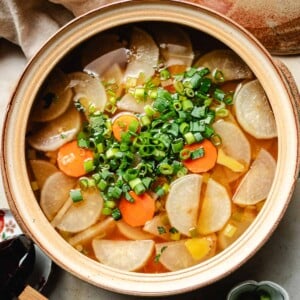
left=158, top=163, right=173, bottom=175
left=213, top=69, right=225, bottom=83
left=70, top=189, right=83, bottom=203
left=190, top=147, right=205, bottom=160
left=102, top=207, right=112, bottom=215
left=182, top=99, right=194, bottom=112
left=104, top=200, right=116, bottom=209
left=160, top=69, right=170, bottom=80
left=171, top=139, right=184, bottom=153
left=84, top=159, right=95, bottom=173
left=184, top=132, right=196, bottom=144
left=111, top=208, right=122, bottom=220
left=179, top=148, right=191, bottom=160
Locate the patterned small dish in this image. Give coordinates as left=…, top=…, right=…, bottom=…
left=0, top=209, right=53, bottom=292
left=227, top=280, right=290, bottom=300
left=0, top=209, right=22, bottom=241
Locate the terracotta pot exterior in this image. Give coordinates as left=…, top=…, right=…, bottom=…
left=1, top=0, right=299, bottom=296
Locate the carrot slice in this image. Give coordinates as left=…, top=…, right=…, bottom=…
left=119, top=191, right=155, bottom=227
left=57, top=140, right=94, bottom=177
left=183, top=139, right=217, bottom=173
left=112, top=113, right=140, bottom=142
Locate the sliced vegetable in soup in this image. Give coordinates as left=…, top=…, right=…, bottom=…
left=26, top=23, right=277, bottom=273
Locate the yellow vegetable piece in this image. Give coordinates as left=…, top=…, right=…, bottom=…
left=170, top=231, right=181, bottom=241
left=217, top=148, right=245, bottom=172
left=223, top=223, right=237, bottom=238
left=185, top=238, right=211, bottom=260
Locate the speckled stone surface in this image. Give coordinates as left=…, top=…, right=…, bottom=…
left=0, top=39, right=299, bottom=300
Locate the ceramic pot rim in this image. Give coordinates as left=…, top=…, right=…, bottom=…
left=1, top=0, right=299, bottom=296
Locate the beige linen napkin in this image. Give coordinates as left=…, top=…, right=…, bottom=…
left=0, top=0, right=74, bottom=59
left=0, top=0, right=114, bottom=59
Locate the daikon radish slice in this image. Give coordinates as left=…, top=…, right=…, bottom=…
left=195, top=49, right=253, bottom=81
left=151, top=23, right=194, bottom=67
left=30, top=69, right=72, bottom=122
left=56, top=190, right=103, bottom=233
left=155, top=235, right=216, bottom=271
left=117, top=220, right=154, bottom=240
left=213, top=119, right=251, bottom=167
left=69, top=217, right=116, bottom=246
left=28, top=105, right=81, bottom=152
left=166, top=174, right=203, bottom=236
left=234, top=79, right=277, bottom=139
left=233, top=148, right=276, bottom=205
left=124, top=27, right=159, bottom=80
left=92, top=239, right=154, bottom=271
left=68, top=71, right=107, bottom=113
left=29, top=159, right=58, bottom=189
left=198, top=179, right=231, bottom=235
left=143, top=214, right=171, bottom=240
left=40, top=171, right=76, bottom=221
left=117, top=93, right=153, bottom=114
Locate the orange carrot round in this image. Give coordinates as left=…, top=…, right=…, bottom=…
left=183, top=139, right=217, bottom=173
left=57, top=140, right=94, bottom=177
left=119, top=191, right=155, bottom=227
left=112, top=113, right=140, bottom=142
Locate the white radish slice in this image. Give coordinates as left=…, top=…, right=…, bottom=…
left=117, top=220, right=154, bottom=240
left=143, top=214, right=171, bottom=240
left=51, top=197, right=73, bottom=228
left=29, top=159, right=58, bottom=189
left=234, top=79, right=277, bottom=139
left=117, top=93, right=153, bottom=114
left=81, top=33, right=127, bottom=70
left=40, top=171, right=76, bottom=221
left=195, top=49, right=253, bottom=81
left=151, top=24, right=194, bottom=67
left=165, top=174, right=203, bottom=236
left=84, top=49, right=128, bottom=79
left=30, top=69, right=72, bottom=122
left=68, top=72, right=107, bottom=113
left=218, top=208, right=257, bottom=250
left=155, top=236, right=216, bottom=271
left=69, top=217, right=116, bottom=246
left=56, top=190, right=103, bottom=233
left=124, top=27, right=159, bottom=80
left=92, top=239, right=154, bottom=271
left=27, top=105, right=81, bottom=152
left=233, top=148, right=276, bottom=205
left=213, top=119, right=251, bottom=167
left=198, top=178, right=231, bottom=235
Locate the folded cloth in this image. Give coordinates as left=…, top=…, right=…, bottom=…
left=0, top=0, right=114, bottom=59
left=0, top=0, right=74, bottom=59
left=49, top=0, right=113, bottom=17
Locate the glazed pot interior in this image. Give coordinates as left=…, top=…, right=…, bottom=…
left=1, top=0, right=299, bottom=296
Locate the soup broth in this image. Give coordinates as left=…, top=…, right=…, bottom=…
left=26, top=22, right=277, bottom=273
